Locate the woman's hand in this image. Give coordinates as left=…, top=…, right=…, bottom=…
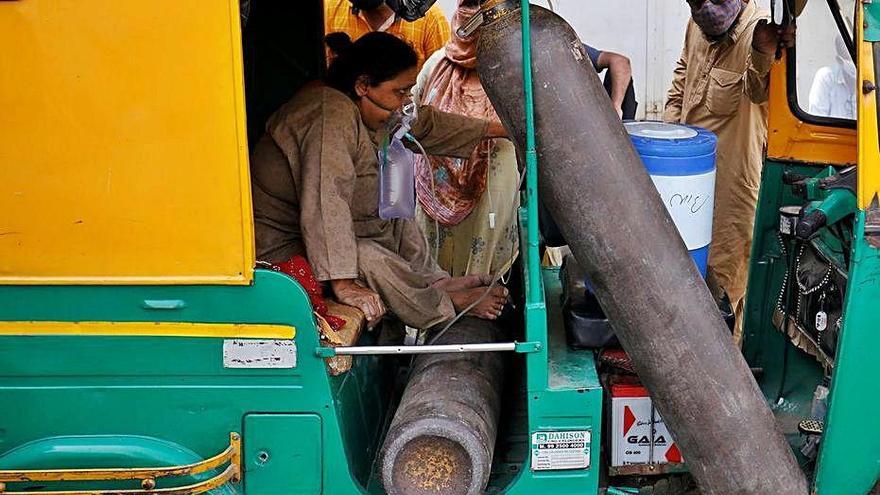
left=486, top=120, right=508, bottom=139
left=330, top=279, right=386, bottom=328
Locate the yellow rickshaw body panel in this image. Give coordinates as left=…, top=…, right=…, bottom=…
left=0, top=321, right=295, bottom=340
left=0, top=0, right=253, bottom=285
left=857, top=16, right=880, bottom=208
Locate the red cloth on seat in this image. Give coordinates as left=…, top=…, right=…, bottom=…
left=271, top=255, right=346, bottom=331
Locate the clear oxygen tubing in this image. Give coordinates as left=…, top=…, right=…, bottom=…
left=406, top=133, right=442, bottom=265
left=417, top=87, right=442, bottom=262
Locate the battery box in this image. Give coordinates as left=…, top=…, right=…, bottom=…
left=610, top=383, right=683, bottom=467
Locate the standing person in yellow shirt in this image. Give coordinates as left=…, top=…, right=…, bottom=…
left=324, top=0, right=450, bottom=71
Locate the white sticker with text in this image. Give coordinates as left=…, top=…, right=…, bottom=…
left=531, top=430, right=591, bottom=471
left=223, top=340, right=297, bottom=369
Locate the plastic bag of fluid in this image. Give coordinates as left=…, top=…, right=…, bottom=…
left=378, top=136, right=416, bottom=220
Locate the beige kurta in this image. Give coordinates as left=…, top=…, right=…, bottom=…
left=663, top=1, right=773, bottom=342
left=412, top=50, right=520, bottom=277
left=251, top=84, right=488, bottom=329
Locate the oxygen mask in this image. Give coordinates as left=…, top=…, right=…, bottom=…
left=381, top=97, right=418, bottom=141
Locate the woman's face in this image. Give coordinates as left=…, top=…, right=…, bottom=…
left=354, top=66, right=419, bottom=132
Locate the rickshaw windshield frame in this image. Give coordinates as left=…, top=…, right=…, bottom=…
left=785, top=0, right=857, bottom=129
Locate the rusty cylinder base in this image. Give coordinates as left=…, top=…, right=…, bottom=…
left=379, top=317, right=503, bottom=495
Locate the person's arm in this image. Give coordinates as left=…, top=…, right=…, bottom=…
left=293, top=99, right=359, bottom=282
left=409, top=105, right=493, bottom=157
left=486, top=121, right=507, bottom=138
left=283, top=91, right=386, bottom=325
left=747, top=20, right=796, bottom=104
left=595, top=51, right=632, bottom=118
left=664, top=26, right=690, bottom=123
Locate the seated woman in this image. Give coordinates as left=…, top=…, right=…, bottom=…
left=412, top=0, right=520, bottom=280
left=250, top=31, right=508, bottom=330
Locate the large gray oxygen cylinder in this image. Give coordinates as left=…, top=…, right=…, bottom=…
left=379, top=317, right=503, bottom=495
left=475, top=3, right=808, bottom=494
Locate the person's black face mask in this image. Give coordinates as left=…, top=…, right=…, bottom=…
left=387, top=0, right=438, bottom=21
left=349, top=0, right=385, bottom=11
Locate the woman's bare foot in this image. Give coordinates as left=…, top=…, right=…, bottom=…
left=432, top=274, right=494, bottom=292
left=448, top=285, right=509, bottom=320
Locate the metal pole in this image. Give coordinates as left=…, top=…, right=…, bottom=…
left=520, top=0, right=541, bottom=305
left=325, top=342, right=517, bottom=356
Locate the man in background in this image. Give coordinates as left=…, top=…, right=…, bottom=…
left=325, top=0, right=450, bottom=70
left=808, top=35, right=856, bottom=120
left=664, top=0, right=795, bottom=343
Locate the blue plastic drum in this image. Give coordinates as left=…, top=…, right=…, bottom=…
left=625, top=122, right=718, bottom=278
